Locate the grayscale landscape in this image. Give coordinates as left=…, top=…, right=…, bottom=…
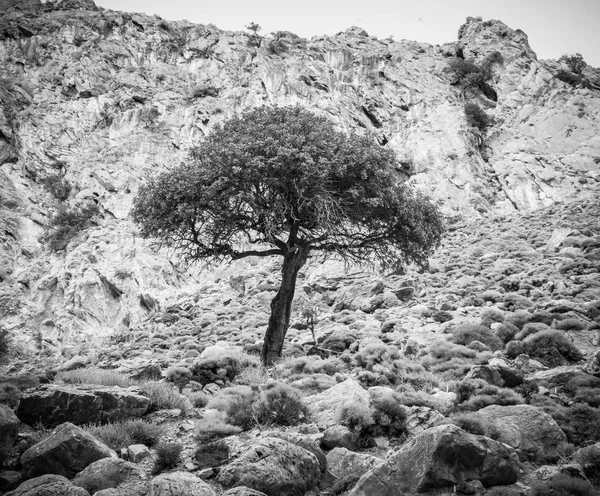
left=0, top=0, right=599, bottom=494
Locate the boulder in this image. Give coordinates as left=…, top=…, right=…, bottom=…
left=72, top=458, right=141, bottom=494
left=349, top=425, right=520, bottom=495
left=307, top=378, right=371, bottom=428
left=0, top=403, right=20, bottom=449
left=320, top=424, right=360, bottom=451
left=16, top=384, right=149, bottom=427
left=126, top=444, right=151, bottom=463
left=217, top=437, right=320, bottom=496
left=222, top=488, right=267, bottom=496
left=148, top=472, right=215, bottom=496
left=583, top=350, right=600, bottom=377
left=527, top=365, right=586, bottom=386
left=270, top=431, right=326, bottom=473
left=478, top=404, right=568, bottom=461
left=0, top=470, right=22, bottom=492
left=5, top=474, right=90, bottom=496
left=93, top=483, right=148, bottom=496
left=404, top=406, right=445, bottom=437
left=326, top=447, right=382, bottom=481
left=20, top=422, right=117, bottom=480
left=466, top=358, right=524, bottom=387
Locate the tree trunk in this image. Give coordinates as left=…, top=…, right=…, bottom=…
left=261, top=245, right=308, bottom=366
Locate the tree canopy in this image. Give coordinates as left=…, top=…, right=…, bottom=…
left=132, top=105, right=445, bottom=364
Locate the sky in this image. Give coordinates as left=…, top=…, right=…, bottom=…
left=96, top=0, right=600, bottom=67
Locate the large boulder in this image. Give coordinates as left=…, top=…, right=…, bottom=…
left=466, top=358, right=524, bottom=387
left=326, top=447, right=382, bottom=481
left=0, top=403, right=20, bottom=450
left=217, top=437, right=320, bottom=496
left=20, top=422, right=117, bottom=480
left=72, top=458, right=141, bottom=494
left=148, top=472, right=216, bottom=496
left=349, top=424, right=520, bottom=495
left=478, top=404, right=568, bottom=461
left=307, top=378, right=371, bottom=428
left=5, top=474, right=90, bottom=496
left=16, top=384, right=149, bottom=427
left=404, top=406, right=445, bottom=437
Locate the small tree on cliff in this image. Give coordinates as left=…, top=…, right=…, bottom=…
left=132, top=106, right=444, bottom=365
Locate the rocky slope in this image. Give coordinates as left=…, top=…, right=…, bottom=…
left=0, top=0, right=599, bottom=352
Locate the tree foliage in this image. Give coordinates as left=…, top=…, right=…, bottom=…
left=132, top=106, right=444, bottom=363
left=133, top=106, right=442, bottom=271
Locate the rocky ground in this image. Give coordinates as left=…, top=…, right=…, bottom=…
left=0, top=196, right=599, bottom=495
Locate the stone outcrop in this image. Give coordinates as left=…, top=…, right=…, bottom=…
left=0, top=0, right=598, bottom=349
left=217, top=437, right=320, bottom=496
left=478, top=404, right=568, bottom=461
left=20, top=422, right=117, bottom=480
left=16, top=384, right=149, bottom=427
left=349, top=424, right=520, bottom=495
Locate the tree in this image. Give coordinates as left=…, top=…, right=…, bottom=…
left=559, top=53, right=586, bottom=75
left=132, top=106, right=444, bottom=365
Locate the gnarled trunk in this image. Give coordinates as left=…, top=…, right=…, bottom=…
left=261, top=245, right=308, bottom=366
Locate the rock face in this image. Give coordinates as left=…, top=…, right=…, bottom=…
left=217, top=437, right=321, bottom=496
left=20, top=422, right=117, bottom=480
left=0, top=0, right=598, bottom=347
left=326, top=447, right=382, bottom=481
left=16, top=384, right=149, bottom=427
left=5, top=474, right=90, bottom=496
left=349, top=424, right=520, bottom=495
left=478, top=404, right=568, bottom=461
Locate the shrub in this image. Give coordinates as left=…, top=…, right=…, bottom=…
left=151, top=442, right=182, bottom=474
left=46, top=202, right=100, bottom=251
left=0, top=327, right=10, bottom=360
left=183, top=390, right=209, bottom=408
left=0, top=382, right=21, bottom=407
left=451, top=323, right=503, bottom=351
left=464, top=103, right=492, bottom=132
left=86, top=419, right=165, bottom=450
left=539, top=402, right=600, bottom=446
left=522, top=330, right=583, bottom=367
left=139, top=381, right=191, bottom=415
left=454, top=378, right=524, bottom=411
left=531, top=474, right=596, bottom=496
left=555, top=318, right=587, bottom=331
left=575, top=444, right=600, bottom=485
left=559, top=53, right=586, bottom=74
left=338, top=402, right=373, bottom=432
left=505, top=340, right=524, bottom=359
left=447, top=412, right=499, bottom=438
left=194, top=440, right=229, bottom=469
left=255, top=382, right=310, bottom=426
left=57, top=368, right=134, bottom=387
left=195, top=410, right=242, bottom=443
left=515, top=322, right=550, bottom=341
left=480, top=308, right=505, bottom=327
left=495, top=323, right=518, bottom=344
left=42, top=175, right=71, bottom=200
left=191, top=86, right=219, bottom=99
left=505, top=310, right=533, bottom=330
left=369, top=391, right=407, bottom=434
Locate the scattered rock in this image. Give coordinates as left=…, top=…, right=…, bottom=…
left=126, top=444, right=151, bottom=463
left=349, top=424, right=520, bottom=495
left=217, top=437, right=320, bottom=496
left=20, top=422, right=117, bottom=480
left=16, top=384, right=149, bottom=427
left=478, top=404, right=568, bottom=461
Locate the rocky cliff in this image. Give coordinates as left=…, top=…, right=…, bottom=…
left=0, top=0, right=599, bottom=354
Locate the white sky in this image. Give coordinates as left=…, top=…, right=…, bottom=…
left=96, top=0, right=600, bottom=67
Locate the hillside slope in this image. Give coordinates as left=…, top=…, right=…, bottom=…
left=0, top=0, right=599, bottom=348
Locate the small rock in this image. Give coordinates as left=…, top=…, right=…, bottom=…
left=320, top=424, right=360, bottom=451
left=148, top=471, right=216, bottom=496
left=72, top=458, right=141, bottom=494
left=127, top=444, right=151, bottom=463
